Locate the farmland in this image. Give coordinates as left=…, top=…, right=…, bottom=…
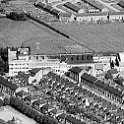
left=0, top=18, right=88, bottom=54
left=53, top=22, right=124, bottom=52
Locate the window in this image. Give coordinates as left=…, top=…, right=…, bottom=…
left=82, top=55, right=84, bottom=60
left=87, top=55, right=92, bottom=60
left=71, top=57, right=73, bottom=60
left=76, top=56, right=79, bottom=60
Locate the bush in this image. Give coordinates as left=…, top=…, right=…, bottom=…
left=3, top=97, right=10, bottom=106
left=0, top=99, right=3, bottom=107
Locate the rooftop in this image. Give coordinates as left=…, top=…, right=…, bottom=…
left=0, top=77, right=18, bottom=91
left=68, top=67, right=83, bottom=74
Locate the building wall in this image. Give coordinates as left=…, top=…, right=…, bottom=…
left=8, top=48, right=68, bottom=76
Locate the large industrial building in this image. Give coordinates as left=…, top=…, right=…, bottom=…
left=8, top=47, right=68, bottom=76
left=8, top=46, right=121, bottom=77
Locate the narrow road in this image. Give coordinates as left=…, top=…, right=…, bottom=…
left=95, top=0, right=120, bottom=12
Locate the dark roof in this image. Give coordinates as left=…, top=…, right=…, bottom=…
left=44, top=5, right=53, bottom=11
left=29, top=68, right=42, bottom=76
left=95, top=80, right=104, bottom=88
left=82, top=73, right=124, bottom=98
left=63, top=2, right=81, bottom=13
left=50, top=9, right=61, bottom=16
left=68, top=67, right=83, bottom=74
left=95, top=80, right=124, bottom=98
left=60, top=12, right=72, bottom=17
left=117, top=0, right=124, bottom=8
left=83, top=0, right=104, bottom=10
left=81, top=73, right=97, bottom=84
left=0, top=77, right=18, bottom=91
left=35, top=2, right=46, bottom=8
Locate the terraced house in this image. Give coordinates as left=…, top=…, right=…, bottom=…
left=0, top=77, right=19, bottom=96
left=81, top=73, right=124, bottom=104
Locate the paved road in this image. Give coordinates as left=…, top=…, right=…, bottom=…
left=95, top=0, right=120, bottom=12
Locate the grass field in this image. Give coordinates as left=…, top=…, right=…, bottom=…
left=53, top=22, right=124, bottom=52
left=0, top=18, right=88, bottom=54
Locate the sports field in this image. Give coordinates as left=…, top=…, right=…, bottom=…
left=54, top=22, right=124, bottom=52
left=0, top=18, right=88, bottom=54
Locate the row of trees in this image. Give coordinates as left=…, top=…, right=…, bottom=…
left=0, top=97, right=10, bottom=107
left=9, top=96, right=58, bottom=124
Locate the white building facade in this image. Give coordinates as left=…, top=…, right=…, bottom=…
left=8, top=48, right=68, bottom=76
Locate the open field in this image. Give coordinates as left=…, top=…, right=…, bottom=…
left=53, top=22, right=124, bottom=52
left=0, top=18, right=88, bottom=54
left=0, top=106, right=36, bottom=124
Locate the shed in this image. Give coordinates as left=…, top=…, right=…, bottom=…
left=44, top=5, right=53, bottom=12
left=63, top=2, right=84, bottom=13
left=50, top=9, right=61, bottom=18
left=34, top=2, right=46, bottom=8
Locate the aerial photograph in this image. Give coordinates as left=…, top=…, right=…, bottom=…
left=1, top=0, right=124, bottom=124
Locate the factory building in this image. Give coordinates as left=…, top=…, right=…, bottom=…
left=8, top=48, right=68, bottom=76
left=63, top=2, right=85, bottom=14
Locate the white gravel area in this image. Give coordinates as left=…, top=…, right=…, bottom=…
left=0, top=106, right=36, bottom=124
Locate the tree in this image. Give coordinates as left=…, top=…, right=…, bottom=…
left=0, top=99, right=3, bottom=107
left=35, top=115, right=42, bottom=123
left=110, top=60, right=114, bottom=69
left=3, top=97, right=10, bottom=106
left=115, top=57, right=119, bottom=67
left=114, top=75, right=124, bottom=86
left=10, top=96, right=17, bottom=106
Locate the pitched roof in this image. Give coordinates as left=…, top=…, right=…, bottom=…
left=29, top=68, right=42, bottom=76
left=68, top=67, right=83, bottom=74
left=0, top=77, right=18, bottom=91
left=50, top=9, right=61, bottom=16
left=81, top=73, right=97, bottom=84
left=63, top=2, right=81, bottom=13
left=34, top=2, right=46, bottom=8
left=83, top=0, right=104, bottom=10
left=44, top=5, right=53, bottom=11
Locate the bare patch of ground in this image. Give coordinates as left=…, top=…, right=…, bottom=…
left=0, top=106, right=36, bottom=124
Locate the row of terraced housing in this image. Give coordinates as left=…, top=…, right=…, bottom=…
left=68, top=66, right=124, bottom=105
